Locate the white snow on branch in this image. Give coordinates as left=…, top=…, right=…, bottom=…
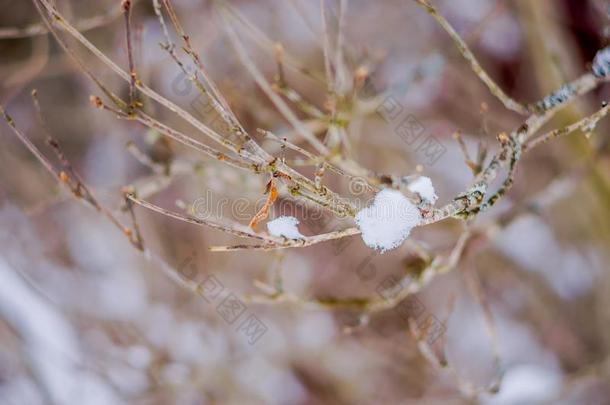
left=407, top=176, right=438, bottom=204
left=267, top=216, right=304, bottom=239
left=592, top=46, right=610, bottom=77
left=355, top=189, right=422, bottom=253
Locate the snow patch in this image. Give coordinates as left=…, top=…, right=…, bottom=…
left=407, top=176, right=438, bottom=204
left=592, top=46, right=610, bottom=77
left=355, top=189, right=421, bottom=253
left=267, top=216, right=304, bottom=239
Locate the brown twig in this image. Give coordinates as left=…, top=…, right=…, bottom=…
left=122, top=0, right=138, bottom=111
left=1, top=102, right=143, bottom=250
left=125, top=192, right=282, bottom=243
left=0, top=2, right=127, bottom=39
left=413, top=0, right=529, bottom=115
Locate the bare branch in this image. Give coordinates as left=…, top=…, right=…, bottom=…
left=413, top=0, right=529, bottom=115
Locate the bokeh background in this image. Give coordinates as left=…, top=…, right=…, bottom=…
left=1, top=0, right=610, bottom=404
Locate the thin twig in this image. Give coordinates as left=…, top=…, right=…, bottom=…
left=122, top=0, right=138, bottom=111
left=219, top=10, right=330, bottom=155
left=217, top=0, right=326, bottom=83
left=525, top=102, right=610, bottom=151
left=413, top=0, right=529, bottom=115
left=0, top=2, right=126, bottom=39
left=209, top=226, right=360, bottom=252
left=126, top=193, right=282, bottom=242
left=1, top=103, right=142, bottom=250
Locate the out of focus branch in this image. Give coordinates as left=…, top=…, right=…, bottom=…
left=413, top=0, right=530, bottom=115
left=0, top=2, right=128, bottom=39
left=0, top=102, right=144, bottom=250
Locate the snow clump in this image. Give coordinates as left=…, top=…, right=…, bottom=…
left=592, top=46, right=610, bottom=77
left=267, top=216, right=304, bottom=239
left=407, top=176, right=438, bottom=204
left=355, top=189, right=422, bottom=253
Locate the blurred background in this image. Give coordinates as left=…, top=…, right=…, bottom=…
left=1, top=0, right=610, bottom=403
